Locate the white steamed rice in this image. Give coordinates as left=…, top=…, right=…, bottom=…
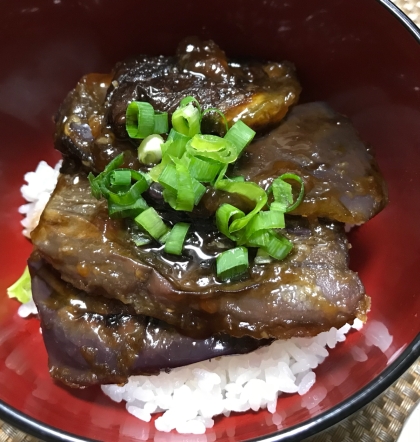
left=19, top=160, right=61, bottom=238
left=102, top=321, right=362, bottom=434
left=19, top=160, right=364, bottom=435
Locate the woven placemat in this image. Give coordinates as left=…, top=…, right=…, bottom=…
left=303, top=358, right=420, bottom=442
left=1, top=1, right=419, bottom=441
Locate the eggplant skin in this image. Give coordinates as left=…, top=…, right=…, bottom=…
left=231, top=102, right=388, bottom=224
left=29, top=253, right=265, bottom=388
left=31, top=172, right=369, bottom=341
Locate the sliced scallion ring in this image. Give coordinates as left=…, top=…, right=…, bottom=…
left=254, top=248, right=273, bottom=264
left=188, top=155, right=223, bottom=182
left=224, top=120, right=256, bottom=155
left=88, top=153, right=125, bottom=199
left=134, top=207, right=170, bottom=241
left=108, top=197, right=149, bottom=219
left=269, top=173, right=305, bottom=213
left=126, top=101, right=155, bottom=139
left=216, top=204, right=245, bottom=241
left=174, top=162, right=196, bottom=212
left=164, top=222, right=190, bottom=255
left=244, top=210, right=285, bottom=240
left=216, top=246, right=249, bottom=280
left=179, top=96, right=202, bottom=114
left=215, top=180, right=268, bottom=233
left=247, top=230, right=293, bottom=260
left=153, top=112, right=169, bottom=134
left=201, top=107, right=229, bottom=134
left=110, top=170, right=131, bottom=187
left=172, top=103, right=201, bottom=137
left=187, top=135, right=237, bottom=164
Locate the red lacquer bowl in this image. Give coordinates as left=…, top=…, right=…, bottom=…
left=0, top=0, right=419, bottom=441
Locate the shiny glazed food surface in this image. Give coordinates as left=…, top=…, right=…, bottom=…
left=32, top=172, right=369, bottom=342
left=29, top=252, right=265, bottom=387
left=32, top=39, right=383, bottom=387
left=0, top=1, right=419, bottom=441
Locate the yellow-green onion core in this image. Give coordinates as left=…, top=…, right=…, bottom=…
left=138, top=134, right=164, bottom=165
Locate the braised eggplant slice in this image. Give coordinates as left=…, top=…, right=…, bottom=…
left=238, top=102, right=388, bottom=224
left=107, top=37, right=301, bottom=139
left=54, top=37, right=301, bottom=173
left=29, top=252, right=264, bottom=388
left=54, top=73, right=141, bottom=174
left=31, top=173, right=369, bottom=340
left=200, top=102, right=387, bottom=224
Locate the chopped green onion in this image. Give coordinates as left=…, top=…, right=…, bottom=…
left=97, top=97, right=304, bottom=270
left=280, top=173, right=305, bottom=212
left=148, top=130, right=189, bottom=181
left=179, top=96, right=202, bottom=114
left=201, top=108, right=229, bottom=133
left=158, top=163, right=179, bottom=191
left=102, top=170, right=150, bottom=206
left=187, top=135, right=237, bottom=164
left=134, top=207, right=170, bottom=241
left=189, top=134, right=226, bottom=152
left=262, top=232, right=293, bottom=260
left=158, top=163, right=201, bottom=211
left=7, top=266, right=32, bottom=304
left=269, top=177, right=292, bottom=212
left=172, top=103, right=201, bottom=137
left=103, top=153, right=125, bottom=173
left=138, top=134, right=164, bottom=165
left=212, top=164, right=228, bottom=187
left=216, top=204, right=245, bottom=241
left=159, top=230, right=171, bottom=244
left=153, top=112, right=169, bottom=134
left=216, top=247, right=249, bottom=280
left=130, top=231, right=152, bottom=247
left=191, top=178, right=206, bottom=205
left=254, top=248, right=273, bottom=264
left=108, top=197, right=149, bottom=218
left=88, top=153, right=125, bottom=199
left=149, top=155, right=170, bottom=182
left=162, top=129, right=190, bottom=158
left=244, top=210, right=285, bottom=239
left=164, top=222, right=190, bottom=255
left=230, top=176, right=245, bottom=182
left=162, top=187, right=177, bottom=210
left=224, top=120, right=256, bottom=155
left=110, top=170, right=131, bottom=187
left=188, top=155, right=223, bottom=182
left=215, top=180, right=267, bottom=233
left=247, top=230, right=293, bottom=260
left=270, top=173, right=305, bottom=213
left=174, top=162, right=196, bottom=211
left=88, top=172, right=102, bottom=199
left=126, top=101, right=155, bottom=139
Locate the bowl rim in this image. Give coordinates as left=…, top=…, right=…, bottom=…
left=1, top=0, right=420, bottom=441
left=1, top=337, right=419, bottom=442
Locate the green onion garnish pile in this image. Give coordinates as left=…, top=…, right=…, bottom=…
left=88, top=97, right=304, bottom=280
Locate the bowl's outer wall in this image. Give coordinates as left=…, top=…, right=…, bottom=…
left=0, top=0, right=419, bottom=441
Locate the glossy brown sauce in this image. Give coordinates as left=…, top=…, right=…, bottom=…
left=32, top=173, right=368, bottom=339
